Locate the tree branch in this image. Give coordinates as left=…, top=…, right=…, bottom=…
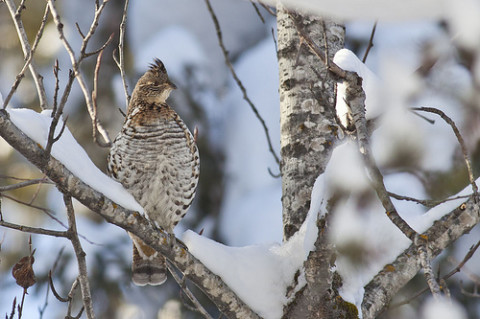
left=4, top=0, right=48, bottom=109
left=0, top=109, right=259, bottom=319
left=46, top=0, right=111, bottom=147
left=64, top=195, right=95, bottom=319
left=113, top=0, right=131, bottom=109
left=343, top=70, right=418, bottom=241
left=205, top=0, right=280, bottom=166
left=413, top=106, right=478, bottom=200
left=362, top=199, right=480, bottom=318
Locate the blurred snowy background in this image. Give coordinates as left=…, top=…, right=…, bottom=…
left=1, top=0, right=480, bottom=318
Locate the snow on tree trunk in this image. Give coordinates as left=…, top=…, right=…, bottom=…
left=277, top=4, right=357, bottom=319
left=276, top=3, right=344, bottom=241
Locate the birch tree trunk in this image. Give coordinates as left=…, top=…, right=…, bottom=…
left=276, top=3, right=344, bottom=241
left=277, top=3, right=358, bottom=318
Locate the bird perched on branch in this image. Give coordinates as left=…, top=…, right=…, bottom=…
left=108, top=59, right=200, bottom=286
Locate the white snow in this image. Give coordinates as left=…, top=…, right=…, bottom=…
left=333, top=49, right=382, bottom=128
left=183, top=175, right=325, bottom=319
left=6, top=108, right=144, bottom=213
left=323, top=140, right=370, bottom=194
left=421, top=296, right=467, bottom=319
left=445, top=0, right=480, bottom=50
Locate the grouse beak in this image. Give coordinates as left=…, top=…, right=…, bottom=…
left=168, top=80, right=177, bottom=90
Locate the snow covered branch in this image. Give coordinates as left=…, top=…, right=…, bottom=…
left=362, top=198, right=480, bottom=318
left=0, top=109, right=260, bottom=319
left=342, top=70, right=417, bottom=241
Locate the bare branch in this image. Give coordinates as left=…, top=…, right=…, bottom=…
left=0, top=192, right=70, bottom=230
left=53, top=60, right=60, bottom=114
left=0, top=178, right=51, bottom=192
left=0, top=219, right=68, bottom=238
left=75, top=22, right=86, bottom=39
left=64, top=195, right=95, bottom=319
left=204, top=0, right=280, bottom=166
left=341, top=69, right=418, bottom=241
left=166, top=261, right=214, bottom=319
left=46, top=0, right=111, bottom=147
left=84, top=33, right=114, bottom=58
left=0, top=109, right=260, bottom=319
left=113, top=0, right=131, bottom=109
left=91, top=48, right=108, bottom=147
left=258, top=1, right=276, bottom=16
left=48, top=271, right=70, bottom=303
left=58, top=70, right=76, bottom=113
left=362, top=21, right=377, bottom=63
left=3, top=1, right=49, bottom=109
left=78, top=0, right=111, bottom=57
left=388, top=191, right=470, bottom=208
left=66, top=279, right=84, bottom=318
left=413, top=106, right=478, bottom=200
left=250, top=1, right=265, bottom=24
left=45, top=103, right=69, bottom=159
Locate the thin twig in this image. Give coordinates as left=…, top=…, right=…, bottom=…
left=166, top=260, right=214, bottom=319
left=413, top=107, right=478, bottom=201
left=66, top=279, right=84, bottom=318
left=0, top=219, right=68, bottom=237
left=421, top=107, right=477, bottom=193
left=58, top=70, right=76, bottom=113
left=53, top=60, right=60, bottom=115
left=271, top=28, right=278, bottom=53
left=388, top=191, right=470, bottom=208
left=38, top=281, right=50, bottom=319
left=64, top=195, right=95, bottom=319
left=45, top=108, right=69, bottom=159
left=75, top=22, right=86, bottom=39
left=0, top=178, right=51, bottom=192
left=250, top=1, right=265, bottom=23
left=84, top=33, right=114, bottom=58
left=258, top=1, right=276, bottom=16
left=0, top=192, right=70, bottom=229
left=18, top=288, right=27, bottom=319
left=362, top=21, right=377, bottom=63
left=113, top=0, right=131, bottom=110
left=0, top=175, right=40, bottom=181
left=47, top=0, right=112, bottom=147
left=92, top=49, right=105, bottom=146
left=3, top=1, right=49, bottom=109
left=48, top=271, right=70, bottom=302
left=204, top=0, right=280, bottom=165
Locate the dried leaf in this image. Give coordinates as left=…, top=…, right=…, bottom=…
left=12, top=256, right=36, bottom=289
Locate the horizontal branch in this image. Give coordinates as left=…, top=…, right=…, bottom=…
left=0, top=219, right=68, bottom=238
left=0, top=109, right=259, bottom=319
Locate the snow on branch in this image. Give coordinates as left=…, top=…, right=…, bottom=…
left=362, top=197, right=480, bottom=318
left=329, top=50, right=480, bottom=317
left=0, top=109, right=260, bottom=319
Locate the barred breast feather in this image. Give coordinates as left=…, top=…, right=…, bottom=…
left=108, top=102, right=199, bottom=232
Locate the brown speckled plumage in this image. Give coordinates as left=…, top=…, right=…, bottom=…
left=108, top=59, right=199, bottom=286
